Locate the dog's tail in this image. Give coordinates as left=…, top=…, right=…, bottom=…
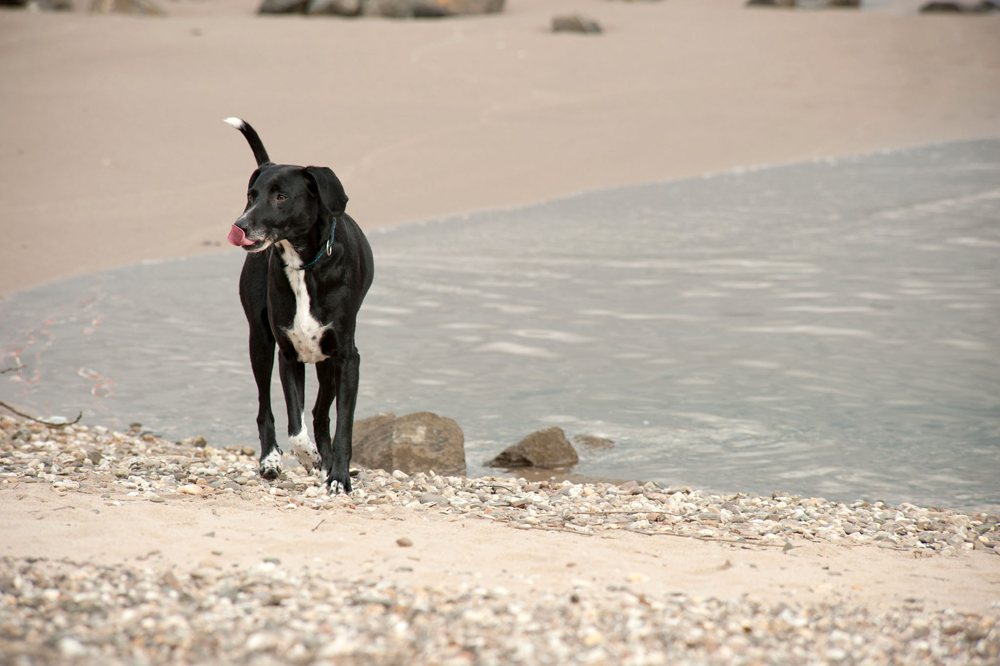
left=224, top=117, right=271, bottom=167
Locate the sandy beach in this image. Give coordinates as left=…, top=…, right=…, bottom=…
left=2, top=417, right=999, bottom=663
left=1, top=0, right=999, bottom=295
left=2, top=0, right=1000, bottom=663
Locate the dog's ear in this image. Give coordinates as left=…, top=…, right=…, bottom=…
left=303, top=166, right=348, bottom=217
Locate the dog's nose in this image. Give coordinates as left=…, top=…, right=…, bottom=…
left=228, top=224, right=255, bottom=247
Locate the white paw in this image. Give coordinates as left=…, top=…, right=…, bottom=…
left=259, top=448, right=282, bottom=481
left=325, top=479, right=349, bottom=495
left=288, top=431, right=321, bottom=472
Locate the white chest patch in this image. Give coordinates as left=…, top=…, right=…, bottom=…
left=278, top=241, right=330, bottom=364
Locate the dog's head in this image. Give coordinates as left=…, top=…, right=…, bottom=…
left=229, top=164, right=348, bottom=253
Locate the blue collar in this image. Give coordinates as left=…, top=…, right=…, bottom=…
left=294, top=218, right=337, bottom=271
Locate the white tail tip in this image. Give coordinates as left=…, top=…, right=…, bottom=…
left=223, top=117, right=245, bottom=129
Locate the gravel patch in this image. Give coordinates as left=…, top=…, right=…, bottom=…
left=3, top=417, right=998, bottom=555
left=2, top=415, right=999, bottom=664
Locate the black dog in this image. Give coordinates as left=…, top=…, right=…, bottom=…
left=224, top=118, right=374, bottom=494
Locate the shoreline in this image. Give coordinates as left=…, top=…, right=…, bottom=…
left=3, top=415, right=999, bottom=663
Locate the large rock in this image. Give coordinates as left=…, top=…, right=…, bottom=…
left=486, top=427, right=579, bottom=468
left=352, top=412, right=466, bottom=477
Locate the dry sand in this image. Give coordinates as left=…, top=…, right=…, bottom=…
left=8, top=481, right=998, bottom=617
left=1, top=1, right=1000, bottom=662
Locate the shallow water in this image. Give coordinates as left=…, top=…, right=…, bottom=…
left=2, top=140, right=999, bottom=512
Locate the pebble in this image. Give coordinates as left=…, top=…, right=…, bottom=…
left=1, top=415, right=999, bottom=665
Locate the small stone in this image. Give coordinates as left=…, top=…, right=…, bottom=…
left=306, top=0, right=359, bottom=13
left=552, top=14, right=602, bottom=33
left=258, top=0, right=307, bottom=12
left=89, top=0, right=164, bottom=15
left=573, top=435, right=614, bottom=450
left=59, top=637, right=88, bottom=657
left=178, top=484, right=203, bottom=495
left=418, top=493, right=450, bottom=505
left=396, top=537, right=413, bottom=547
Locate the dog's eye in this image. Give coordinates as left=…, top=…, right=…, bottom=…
left=247, top=193, right=254, bottom=203
left=275, top=194, right=287, bottom=202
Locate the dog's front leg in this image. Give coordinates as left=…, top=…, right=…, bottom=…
left=312, top=357, right=338, bottom=481
left=248, top=315, right=281, bottom=481
left=273, top=352, right=307, bottom=481
left=282, top=354, right=321, bottom=473
left=325, top=344, right=360, bottom=494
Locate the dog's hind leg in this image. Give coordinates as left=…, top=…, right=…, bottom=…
left=278, top=352, right=320, bottom=474
left=325, top=343, right=360, bottom=494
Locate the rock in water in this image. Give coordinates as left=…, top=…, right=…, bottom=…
left=352, top=412, right=466, bottom=477
left=486, top=427, right=579, bottom=468
left=573, top=434, right=615, bottom=450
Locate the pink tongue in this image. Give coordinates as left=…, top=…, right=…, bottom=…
left=228, top=225, right=254, bottom=247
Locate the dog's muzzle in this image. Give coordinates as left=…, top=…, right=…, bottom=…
left=228, top=224, right=255, bottom=247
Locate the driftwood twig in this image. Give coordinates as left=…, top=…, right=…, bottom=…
left=0, top=400, right=83, bottom=428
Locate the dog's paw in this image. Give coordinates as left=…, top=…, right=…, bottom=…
left=288, top=433, right=321, bottom=472
left=259, top=448, right=283, bottom=481
left=324, top=473, right=352, bottom=495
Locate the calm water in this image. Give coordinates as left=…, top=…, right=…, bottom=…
left=2, top=140, right=998, bottom=512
